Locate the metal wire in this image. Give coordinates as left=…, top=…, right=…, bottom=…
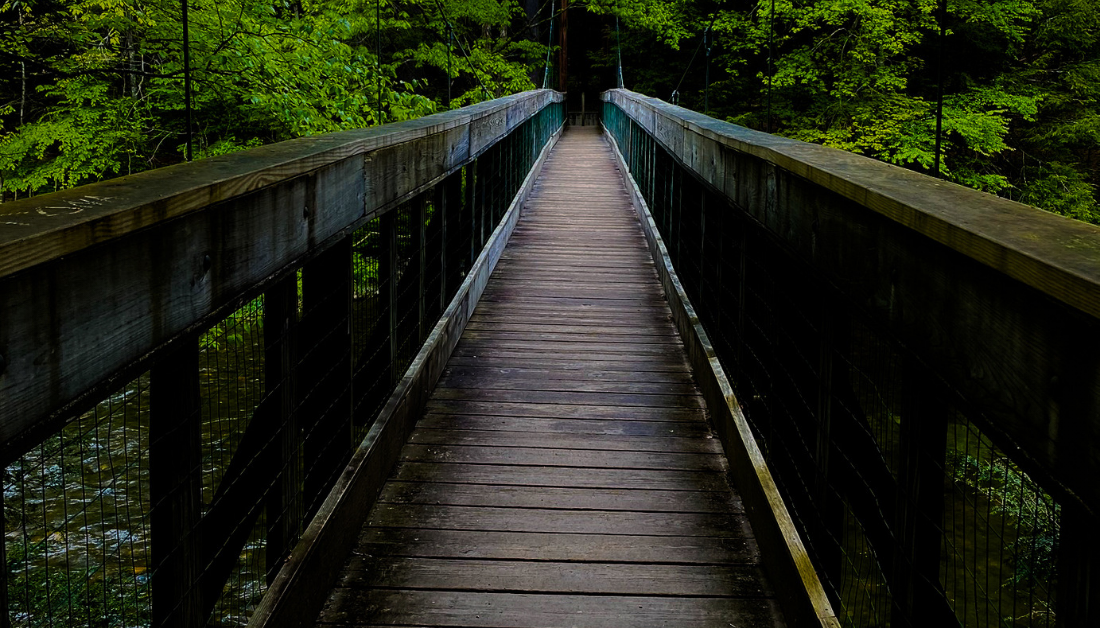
left=4, top=100, right=564, bottom=628
left=6, top=374, right=152, bottom=628
left=602, top=101, right=1062, bottom=628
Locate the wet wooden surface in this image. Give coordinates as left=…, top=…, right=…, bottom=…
left=316, top=126, right=784, bottom=628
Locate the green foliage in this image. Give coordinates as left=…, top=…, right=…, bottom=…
left=7, top=539, right=150, bottom=628
left=601, top=0, right=1100, bottom=224
left=946, top=450, right=1060, bottom=586
left=0, top=0, right=547, bottom=197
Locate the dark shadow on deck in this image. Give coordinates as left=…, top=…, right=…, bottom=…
left=315, top=126, right=786, bottom=628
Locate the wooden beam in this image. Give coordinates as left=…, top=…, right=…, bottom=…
left=0, top=91, right=565, bottom=468
left=247, top=119, right=563, bottom=628
left=150, top=337, right=204, bottom=628
left=604, top=123, right=841, bottom=628
left=265, top=275, right=301, bottom=584
left=603, top=88, right=1100, bottom=518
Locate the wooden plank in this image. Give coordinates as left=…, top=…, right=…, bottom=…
left=356, top=527, right=761, bottom=564
left=251, top=108, right=565, bottom=628
left=444, top=355, right=690, bottom=373
left=317, top=590, right=783, bottom=627
left=312, top=126, right=781, bottom=628
left=424, top=398, right=703, bottom=421
left=392, top=461, right=730, bottom=491
left=400, top=443, right=726, bottom=471
left=335, top=557, right=770, bottom=597
left=377, top=479, right=738, bottom=512
left=437, top=373, right=698, bottom=395
left=417, top=414, right=710, bottom=437
left=459, top=329, right=676, bottom=344
left=441, top=364, right=694, bottom=384
left=409, top=428, right=722, bottom=453
left=605, top=121, right=838, bottom=628
left=431, top=387, right=706, bottom=410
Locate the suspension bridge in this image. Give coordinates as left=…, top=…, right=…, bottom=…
left=1, top=88, right=1097, bottom=628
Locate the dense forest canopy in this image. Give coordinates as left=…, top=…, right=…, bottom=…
left=595, top=0, right=1100, bottom=223
left=3, top=0, right=1100, bottom=224
left=0, top=0, right=552, bottom=197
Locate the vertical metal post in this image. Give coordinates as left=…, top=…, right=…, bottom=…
left=376, top=0, right=382, bottom=124
left=766, top=0, right=776, bottom=133
left=558, top=0, right=568, bottom=92
left=181, top=0, right=192, bottom=161
left=150, top=337, right=204, bottom=628
left=704, top=26, right=710, bottom=115
left=542, top=2, right=554, bottom=89
left=446, top=26, right=453, bottom=108
left=932, top=0, right=946, bottom=177
left=436, top=183, right=448, bottom=312
left=616, top=15, right=624, bottom=88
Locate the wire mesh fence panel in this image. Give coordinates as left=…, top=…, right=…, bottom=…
left=941, top=413, right=1058, bottom=628
left=5, top=373, right=152, bottom=628
left=602, top=101, right=1068, bottom=628
left=197, top=297, right=269, bottom=627
left=1, top=96, right=563, bottom=628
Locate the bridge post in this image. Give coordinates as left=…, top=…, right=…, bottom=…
left=300, top=237, right=353, bottom=519
left=382, top=211, right=398, bottom=385
left=893, top=362, right=955, bottom=627
left=467, top=161, right=478, bottom=264
left=417, top=194, right=428, bottom=345
left=150, top=336, right=204, bottom=628
left=264, top=274, right=301, bottom=583
left=431, top=181, right=444, bottom=314
left=1059, top=504, right=1100, bottom=626
left=443, top=171, right=465, bottom=298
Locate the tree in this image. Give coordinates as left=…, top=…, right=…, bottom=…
left=0, top=0, right=551, bottom=198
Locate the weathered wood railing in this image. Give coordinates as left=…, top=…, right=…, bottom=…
left=603, top=88, right=1100, bottom=628
left=0, top=90, right=564, bottom=627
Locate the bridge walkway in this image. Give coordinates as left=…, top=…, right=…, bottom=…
left=315, top=126, right=785, bottom=627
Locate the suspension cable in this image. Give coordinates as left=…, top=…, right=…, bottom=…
left=704, top=25, right=710, bottom=114
left=765, top=0, right=775, bottom=132
left=542, top=0, right=555, bottom=89
left=615, top=15, right=624, bottom=88
left=181, top=0, right=192, bottom=161
left=432, top=0, right=493, bottom=100
left=376, top=0, right=382, bottom=124
left=932, top=0, right=946, bottom=177
left=671, top=22, right=711, bottom=106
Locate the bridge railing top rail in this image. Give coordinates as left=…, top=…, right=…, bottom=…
left=1, top=89, right=562, bottom=280
left=603, top=88, right=1100, bottom=322
left=0, top=89, right=562, bottom=463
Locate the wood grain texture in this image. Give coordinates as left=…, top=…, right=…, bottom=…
left=604, top=120, right=839, bottom=628
left=249, top=113, right=564, bottom=628
left=604, top=89, right=1100, bottom=322
left=316, top=127, right=782, bottom=628
left=604, top=89, right=1100, bottom=520
left=0, top=93, right=563, bottom=466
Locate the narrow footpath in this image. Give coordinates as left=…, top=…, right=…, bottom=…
left=315, top=125, right=785, bottom=628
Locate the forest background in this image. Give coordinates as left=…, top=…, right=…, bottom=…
left=2, top=0, right=1098, bottom=224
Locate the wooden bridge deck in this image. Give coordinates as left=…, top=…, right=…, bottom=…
left=316, top=126, right=784, bottom=627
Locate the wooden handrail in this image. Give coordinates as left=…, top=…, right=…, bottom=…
left=603, top=88, right=1100, bottom=625
left=603, top=88, right=1100, bottom=321
left=0, top=90, right=563, bottom=464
